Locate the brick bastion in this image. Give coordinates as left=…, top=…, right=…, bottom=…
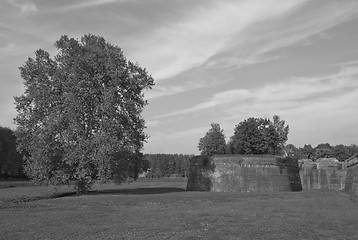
left=186, top=155, right=302, bottom=192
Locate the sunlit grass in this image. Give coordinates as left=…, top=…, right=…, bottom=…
left=1, top=179, right=357, bottom=239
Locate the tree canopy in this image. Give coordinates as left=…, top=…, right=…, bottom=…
left=14, top=34, right=154, bottom=193
left=198, top=123, right=226, bottom=156
left=228, top=115, right=289, bottom=155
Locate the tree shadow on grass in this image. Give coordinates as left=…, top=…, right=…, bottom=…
left=87, top=187, right=186, bottom=195
left=0, top=187, right=186, bottom=206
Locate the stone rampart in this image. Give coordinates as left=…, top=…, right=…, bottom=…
left=299, top=158, right=347, bottom=190
left=344, top=155, right=358, bottom=198
left=186, top=155, right=301, bottom=192
left=300, top=167, right=347, bottom=190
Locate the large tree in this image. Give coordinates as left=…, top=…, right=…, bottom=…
left=14, top=34, right=154, bottom=193
left=228, top=115, right=289, bottom=155
left=198, top=123, right=226, bottom=156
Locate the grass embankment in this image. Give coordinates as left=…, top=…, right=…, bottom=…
left=1, top=178, right=358, bottom=240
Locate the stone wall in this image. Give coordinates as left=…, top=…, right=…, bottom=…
left=300, top=167, right=347, bottom=190
left=344, top=155, right=358, bottom=198
left=299, top=159, right=347, bottom=190
left=186, top=155, right=301, bottom=192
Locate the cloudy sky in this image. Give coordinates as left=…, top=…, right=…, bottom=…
left=1, top=0, right=358, bottom=154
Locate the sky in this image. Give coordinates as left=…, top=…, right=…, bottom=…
left=1, top=0, right=358, bottom=154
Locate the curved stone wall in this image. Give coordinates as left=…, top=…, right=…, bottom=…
left=299, top=158, right=347, bottom=191
left=186, top=155, right=301, bottom=192
left=344, top=162, right=358, bottom=198
left=300, top=167, right=347, bottom=190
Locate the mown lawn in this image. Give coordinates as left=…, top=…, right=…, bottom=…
left=0, top=178, right=357, bottom=240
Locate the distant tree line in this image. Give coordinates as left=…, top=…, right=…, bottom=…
left=0, top=127, right=25, bottom=178
left=143, top=154, right=193, bottom=178
left=285, top=143, right=358, bottom=161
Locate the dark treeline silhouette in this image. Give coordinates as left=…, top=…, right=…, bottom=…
left=143, top=154, right=194, bottom=178
left=285, top=143, right=358, bottom=161
left=0, top=127, right=25, bottom=179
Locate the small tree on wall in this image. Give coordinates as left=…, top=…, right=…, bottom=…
left=229, top=117, right=269, bottom=154
left=198, top=123, right=226, bottom=156
left=14, top=34, right=154, bottom=193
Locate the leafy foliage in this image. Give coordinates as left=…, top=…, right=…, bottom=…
left=314, top=143, right=333, bottom=159
left=332, top=144, right=351, bottom=161
left=300, top=144, right=315, bottom=159
left=284, top=143, right=358, bottom=161
left=285, top=144, right=298, bottom=158
left=0, top=127, right=24, bottom=178
left=14, top=34, right=154, bottom=193
left=228, top=115, right=289, bottom=155
left=198, top=123, right=226, bottom=156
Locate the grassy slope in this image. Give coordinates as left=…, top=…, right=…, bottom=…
left=0, top=179, right=358, bottom=240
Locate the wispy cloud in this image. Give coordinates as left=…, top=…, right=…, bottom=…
left=129, top=0, right=304, bottom=81
left=0, top=43, right=15, bottom=53
left=51, top=0, right=120, bottom=12
left=146, top=77, right=223, bottom=99
left=338, top=60, right=358, bottom=67
left=7, top=0, right=37, bottom=16
left=146, top=120, right=161, bottom=128
left=129, top=0, right=358, bottom=84
left=205, top=0, right=358, bottom=69
left=155, top=65, right=358, bottom=118
left=146, top=84, right=199, bottom=100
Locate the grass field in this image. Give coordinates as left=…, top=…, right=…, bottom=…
left=1, top=178, right=358, bottom=240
